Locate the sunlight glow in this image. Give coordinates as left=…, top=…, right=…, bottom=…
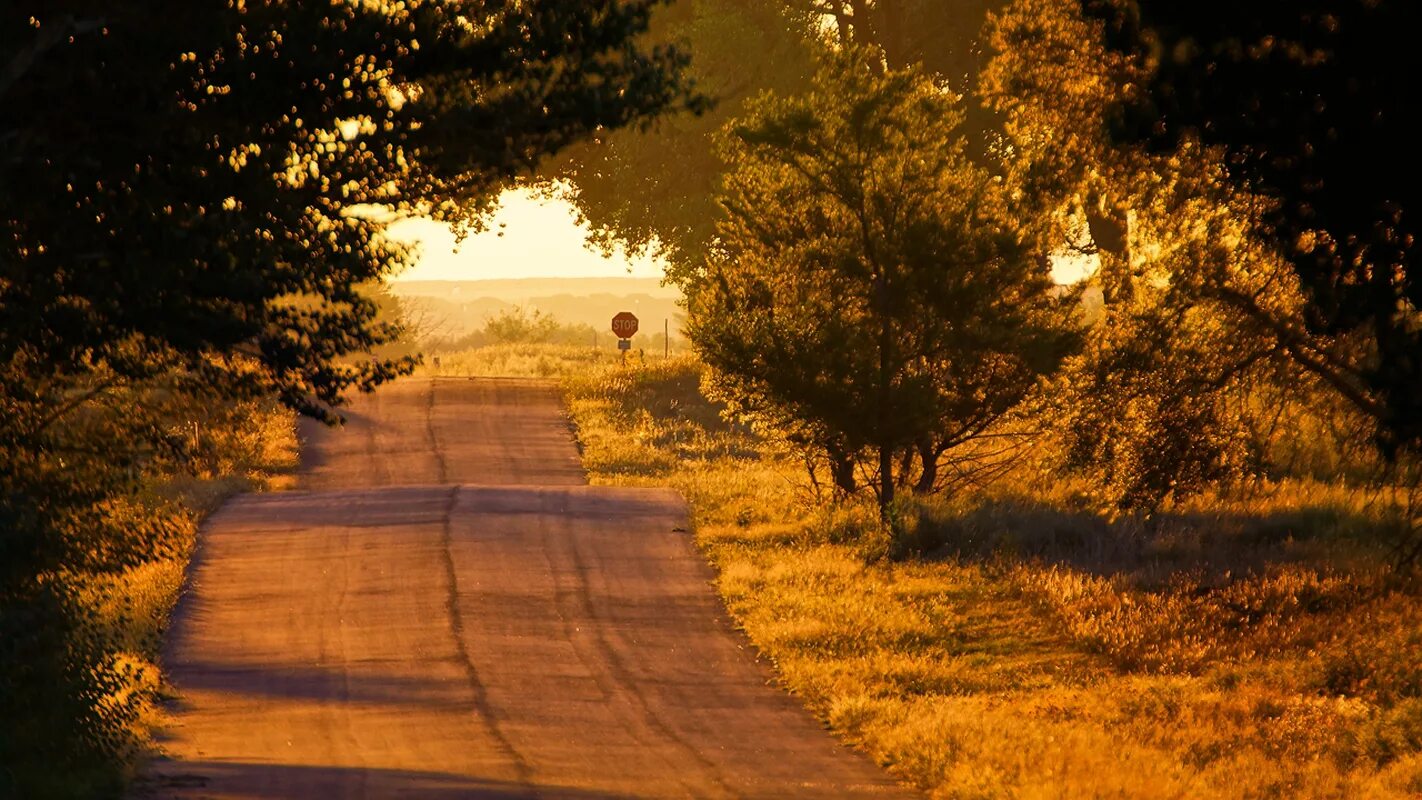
left=1050, top=251, right=1100, bottom=285
left=386, top=189, right=666, bottom=282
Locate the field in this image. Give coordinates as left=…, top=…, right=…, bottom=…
left=418, top=342, right=622, bottom=379
left=560, top=355, right=1422, bottom=799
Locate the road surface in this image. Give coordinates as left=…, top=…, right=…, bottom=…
left=141, top=378, right=915, bottom=799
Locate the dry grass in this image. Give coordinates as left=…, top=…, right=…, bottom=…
left=78, top=400, right=300, bottom=789
left=562, top=354, right=1422, bottom=799
left=418, top=343, right=622, bottom=379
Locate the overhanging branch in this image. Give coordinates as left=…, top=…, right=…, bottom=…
left=0, top=16, right=106, bottom=101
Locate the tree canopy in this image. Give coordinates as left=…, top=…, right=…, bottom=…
left=546, top=0, right=1009, bottom=282
left=2, top=0, right=699, bottom=421
left=1082, top=0, right=1421, bottom=460
left=545, top=1, right=816, bottom=282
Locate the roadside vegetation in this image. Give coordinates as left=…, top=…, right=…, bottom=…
left=563, top=355, right=1422, bottom=799
left=408, top=301, right=691, bottom=379
left=2, top=398, right=298, bottom=798
left=421, top=342, right=616, bottom=380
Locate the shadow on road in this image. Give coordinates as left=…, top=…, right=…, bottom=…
left=157, top=659, right=454, bottom=711
left=136, top=760, right=637, bottom=799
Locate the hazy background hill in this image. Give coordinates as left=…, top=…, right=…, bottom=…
left=390, top=277, right=685, bottom=346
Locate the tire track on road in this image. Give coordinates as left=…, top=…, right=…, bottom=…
left=438, top=486, right=535, bottom=792
left=541, top=489, right=738, bottom=799
left=554, top=511, right=733, bottom=795
left=424, top=379, right=450, bottom=485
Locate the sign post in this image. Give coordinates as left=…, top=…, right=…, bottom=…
left=612, top=311, right=639, bottom=365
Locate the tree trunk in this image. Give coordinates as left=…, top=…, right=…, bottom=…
left=875, top=0, right=909, bottom=68
left=847, top=0, right=889, bottom=74
left=878, top=443, right=895, bottom=517
left=830, top=6, right=853, bottom=44
left=849, top=0, right=876, bottom=44
left=877, top=288, right=895, bottom=517
left=828, top=446, right=857, bottom=496
left=914, top=439, right=938, bottom=495
left=1086, top=194, right=1132, bottom=305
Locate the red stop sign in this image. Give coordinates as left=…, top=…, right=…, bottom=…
left=611, top=311, right=639, bottom=339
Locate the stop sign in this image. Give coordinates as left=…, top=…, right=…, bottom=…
left=611, top=311, right=639, bottom=339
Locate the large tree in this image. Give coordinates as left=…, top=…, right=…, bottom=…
left=547, top=1, right=816, bottom=283
left=980, top=0, right=1355, bottom=515
left=1081, top=0, right=1422, bottom=461
left=690, top=50, right=1079, bottom=513
left=1, top=1, right=696, bottom=791
left=548, top=0, right=1009, bottom=283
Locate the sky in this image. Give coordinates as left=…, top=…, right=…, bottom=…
left=385, top=188, right=665, bottom=282
left=382, top=186, right=1097, bottom=285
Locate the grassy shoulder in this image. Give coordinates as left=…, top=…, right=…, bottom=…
left=562, top=356, right=1422, bottom=800
left=45, top=401, right=300, bottom=799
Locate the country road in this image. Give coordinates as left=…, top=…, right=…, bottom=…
left=141, top=378, right=915, bottom=799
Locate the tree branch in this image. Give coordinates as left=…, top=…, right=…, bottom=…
left=1, top=16, right=106, bottom=101
left=27, top=378, right=124, bottom=438
left=1209, top=285, right=1387, bottom=422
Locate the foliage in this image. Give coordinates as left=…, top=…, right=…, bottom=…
left=1, top=1, right=697, bottom=793
left=690, top=49, right=1079, bottom=510
left=481, top=305, right=562, bottom=345
left=1046, top=174, right=1304, bottom=514
left=547, top=0, right=818, bottom=282
left=983, top=1, right=1327, bottom=517
left=1086, top=0, right=1422, bottom=462
left=1052, top=311, right=1260, bottom=514
left=0, top=395, right=297, bottom=798
left=549, top=1, right=1013, bottom=283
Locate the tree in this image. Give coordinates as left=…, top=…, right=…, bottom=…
left=980, top=0, right=1325, bottom=515
left=689, top=49, right=1080, bottom=514
left=983, top=0, right=1422, bottom=532
left=547, top=1, right=817, bottom=283
left=1081, top=0, right=1422, bottom=462
left=549, top=0, right=1012, bottom=284
left=1, top=1, right=697, bottom=790
left=483, top=306, right=561, bottom=345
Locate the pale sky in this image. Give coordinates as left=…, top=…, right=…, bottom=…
left=382, top=186, right=1096, bottom=285
left=385, top=189, right=665, bottom=282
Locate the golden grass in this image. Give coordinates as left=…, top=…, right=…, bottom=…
left=81, top=400, right=301, bottom=785
left=561, top=354, right=1422, bottom=799
left=419, top=343, right=622, bottom=379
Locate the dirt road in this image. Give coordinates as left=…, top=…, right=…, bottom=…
left=142, top=378, right=914, bottom=799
